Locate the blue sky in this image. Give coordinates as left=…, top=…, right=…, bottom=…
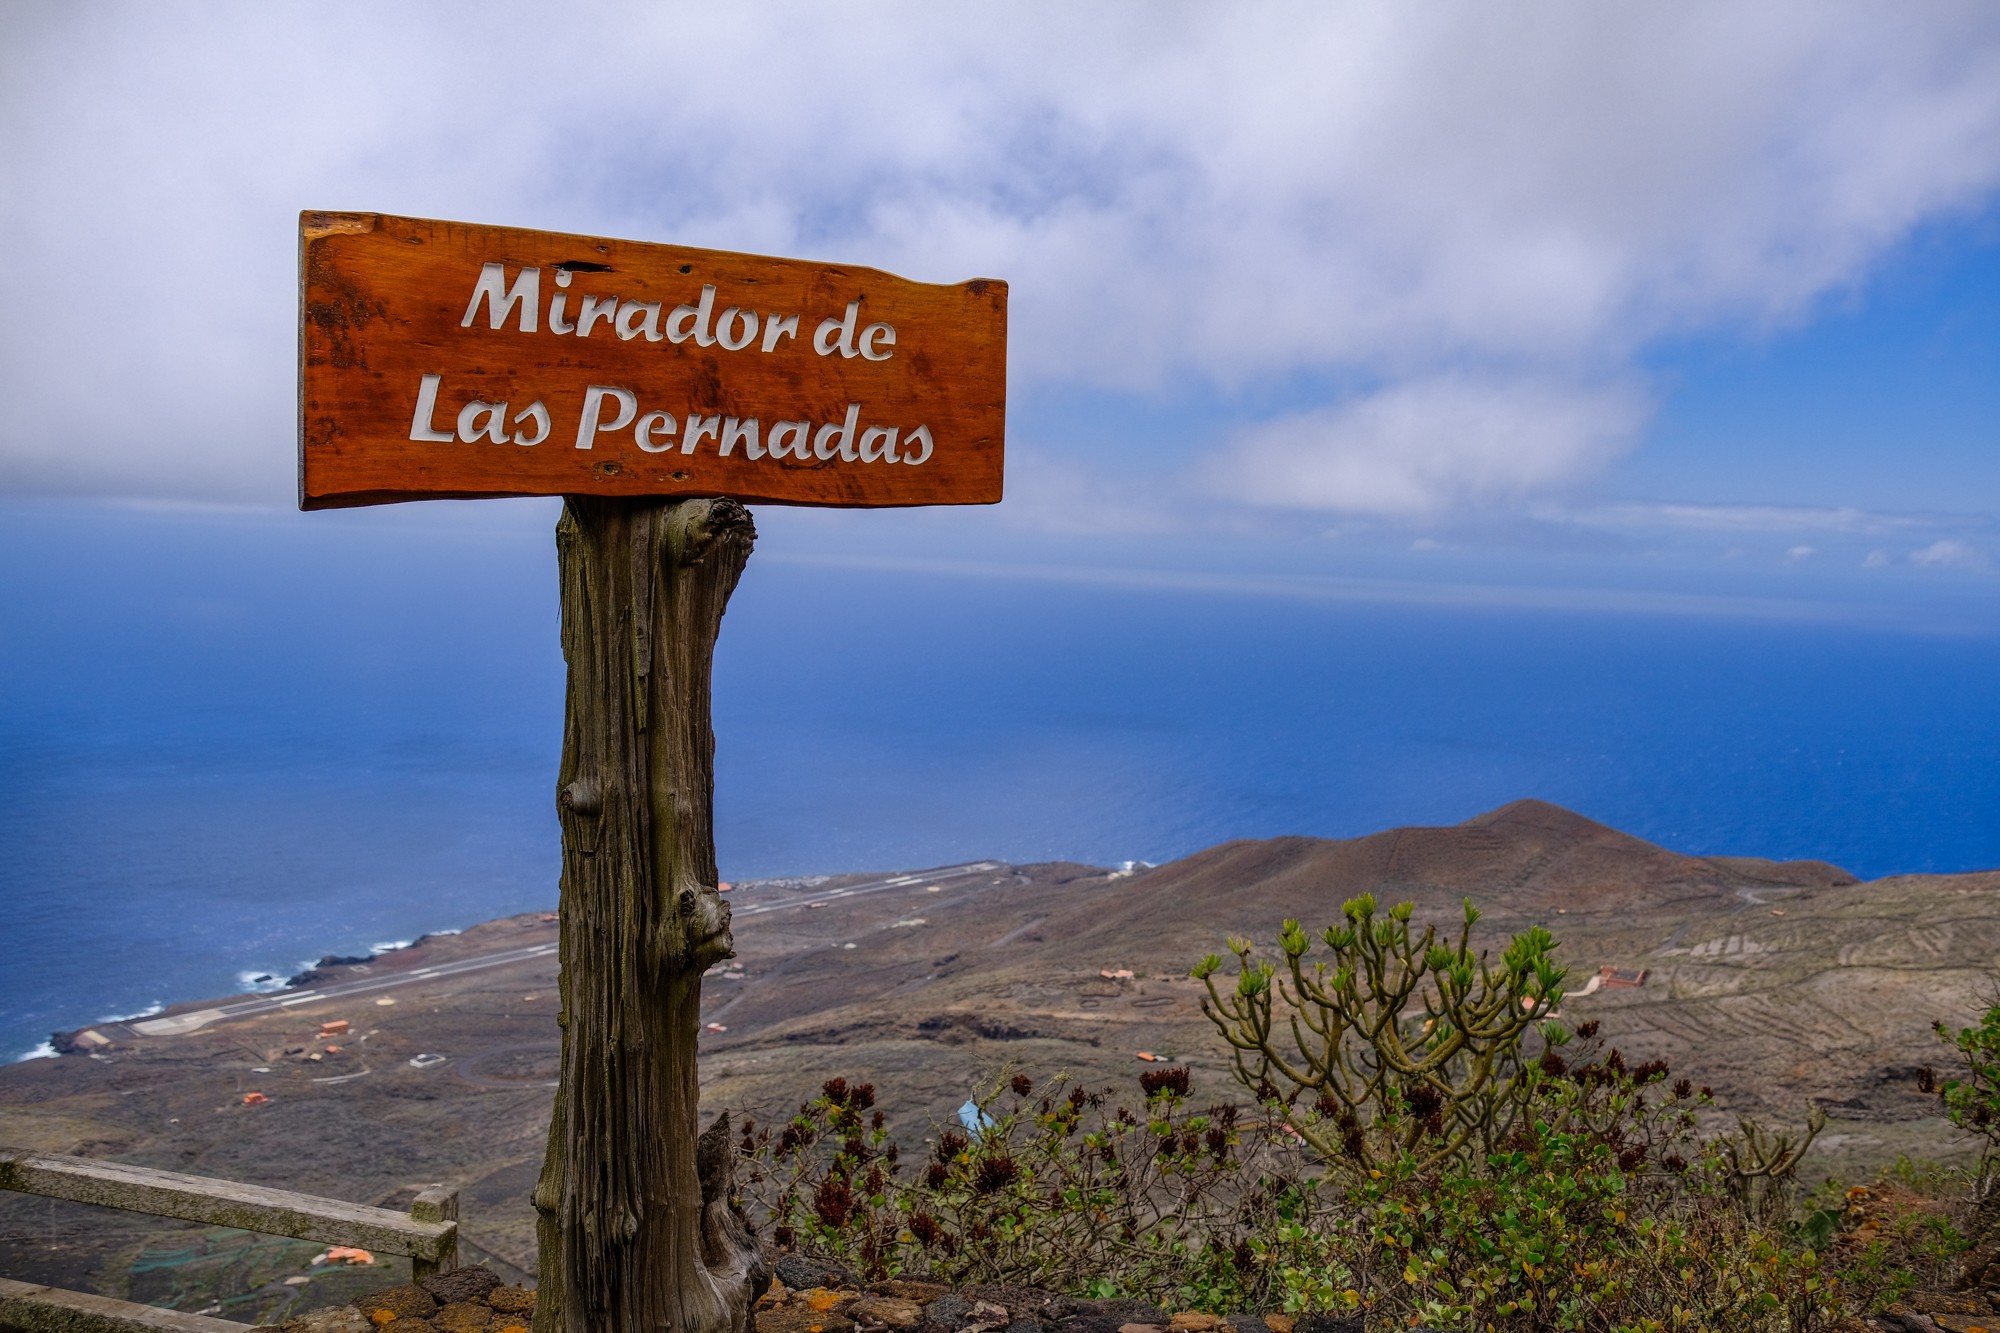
left=1, top=3, right=1996, bottom=619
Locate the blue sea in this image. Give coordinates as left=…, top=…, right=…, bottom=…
left=2, top=499, right=1997, bottom=1060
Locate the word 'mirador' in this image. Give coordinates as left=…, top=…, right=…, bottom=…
left=461, top=264, right=897, bottom=361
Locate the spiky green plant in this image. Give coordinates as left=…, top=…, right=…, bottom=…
left=1193, top=895, right=1567, bottom=1173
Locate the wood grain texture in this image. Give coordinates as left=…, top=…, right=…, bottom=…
left=299, top=212, right=1006, bottom=509
left=532, top=498, right=766, bottom=1333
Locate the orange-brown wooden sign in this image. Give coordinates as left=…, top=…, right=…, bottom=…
left=299, top=213, right=1007, bottom=510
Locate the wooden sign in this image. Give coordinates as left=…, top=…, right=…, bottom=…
left=298, top=212, right=1007, bottom=510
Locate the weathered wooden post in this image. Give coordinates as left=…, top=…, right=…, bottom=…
left=299, top=213, right=1006, bottom=1333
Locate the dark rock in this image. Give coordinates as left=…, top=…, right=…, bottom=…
left=1004, top=1321, right=1042, bottom=1333
left=420, top=1267, right=503, bottom=1305
left=775, top=1254, right=861, bottom=1292
left=1871, top=1314, right=1937, bottom=1333
left=1077, top=1301, right=1168, bottom=1328
left=486, top=1286, right=536, bottom=1316
left=912, top=1323, right=957, bottom=1333
left=434, top=1301, right=494, bottom=1333
left=1291, top=1319, right=1360, bottom=1333
left=1038, top=1298, right=1098, bottom=1322
left=962, top=1287, right=1061, bottom=1319
left=923, top=1295, right=973, bottom=1328
left=871, top=1280, right=952, bottom=1305
left=355, top=1284, right=438, bottom=1322
left=1047, top=1318, right=1126, bottom=1333
left=1956, top=1239, right=2000, bottom=1289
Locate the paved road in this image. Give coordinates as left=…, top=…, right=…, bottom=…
left=124, top=860, right=1010, bottom=1037
left=731, top=860, right=1007, bottom=918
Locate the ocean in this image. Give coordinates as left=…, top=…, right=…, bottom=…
left=2, top=500, right=1997, bottom=1060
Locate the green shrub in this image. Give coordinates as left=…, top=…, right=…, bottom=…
left=738, top=902, right=1856, bottom=1330
left=1193, top=896, right=1566, bottom=1175
left=741, top=1069, right=1335, bottom=1312
left=1930, top=999, right=2000, bottom=1180
left=739, top=1060, right=1844, bottom=1329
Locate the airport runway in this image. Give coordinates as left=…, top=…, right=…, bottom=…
left=123, top=860, right=1009, bottom=1037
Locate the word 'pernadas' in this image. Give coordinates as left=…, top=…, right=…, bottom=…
left=299, top=213, right=1007, bottom=510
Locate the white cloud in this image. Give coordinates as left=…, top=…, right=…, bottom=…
left=3, top=2, right=1999, bottom=511
left=1559, top=501, right=1940, bottom=535
left=1909, top=538, right=1988, bottom=568
left=1210, top=376, right=1648, bottom=515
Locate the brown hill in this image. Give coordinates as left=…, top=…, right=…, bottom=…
left=1010, top=799, right=1858, bottom=965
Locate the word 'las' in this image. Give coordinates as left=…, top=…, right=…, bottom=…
left=410, top=375, right=935, bottom=465
left=462, top=264, right=895, bottom=360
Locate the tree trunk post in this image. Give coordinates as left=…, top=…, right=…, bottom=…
left=532, top=496, right=767, bottom=1333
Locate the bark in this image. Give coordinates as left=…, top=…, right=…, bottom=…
left=533, top=496, right=768, bottom=1333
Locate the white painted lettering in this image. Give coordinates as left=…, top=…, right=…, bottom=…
left=635, top=410, right=679, bottom=453
left=901, top=424, right=934, bottom=465
left=858, top=425, right=899, bottom=462
left=681, top=414, right=720, bottom=455
left=859, top=322, right=896, bottom=361
left=575, top=385, right=638, bottom=449
left=616, top=301, right=663, bottom=342
left=457, top=400, right=509, bottom=444
left=761, top=313, right=800, bottom=352
left=813, top=301, right=860, bottom=358
left=408, top=374, right=455, bottom=442
left=548, top=270, right=576, bottom=334
left=719, top=417, right=762, bottom=458
left=576, top=295, right=620, bottom=338
left=460, top=264, right=540, bottom=333
left=512, top=401, right=551, bottom=446
left=813, top=403, right=861, bottom=460
left=668, top=285, right=718, bottom=346
left=716, top=308, right=758, bottom=352
left=767, top=420, right=809, bottom=459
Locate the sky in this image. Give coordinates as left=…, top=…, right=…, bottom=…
left=2, top=2, right=1998, bottom=611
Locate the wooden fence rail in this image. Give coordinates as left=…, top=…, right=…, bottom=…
left=0, top=1147, right=459, bottom=1333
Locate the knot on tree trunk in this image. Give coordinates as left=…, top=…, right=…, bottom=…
left=668, top=888, right=734, bottom=977
left=662, top=497, right=756, bottom=572
left=698, top=1111, right=772, bottom=1325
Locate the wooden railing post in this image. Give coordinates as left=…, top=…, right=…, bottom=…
left=410, top=1185, right=460, bottom=1281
